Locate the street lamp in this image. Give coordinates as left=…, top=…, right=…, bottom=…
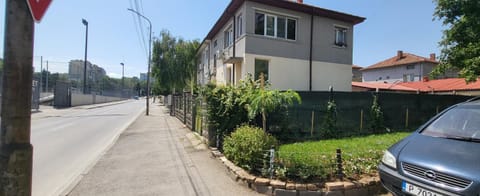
left=82, top=18, right=88, bottom=94
left=127, top=8, right=152, bottom=116
left=120, top=62, right=124, bottom=91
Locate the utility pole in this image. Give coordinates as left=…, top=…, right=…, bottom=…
left=127, top=8, right=152, bottom=116
left=46, top=60, right=49, bottom=93
left=0, top=0, right=34, bottom=195
left=40, top=56, right=43, bottom=93
left=82, top=19, right=88, bottom=94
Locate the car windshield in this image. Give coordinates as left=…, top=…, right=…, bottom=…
left=422, top=106, right=480, bottom=140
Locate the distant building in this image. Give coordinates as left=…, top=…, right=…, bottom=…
left=140, top=73, right=147, bottom=81
left=352, top=65, right=362, bottom=82
left=68, top=60, right=106, bottom=83
left=361, top=51, right=459, bottom=83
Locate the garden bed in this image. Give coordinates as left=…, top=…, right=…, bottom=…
left=277, top=132, right=410, bottom=181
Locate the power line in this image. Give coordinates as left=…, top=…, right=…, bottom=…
left=129, top=0, right=149, bottom=59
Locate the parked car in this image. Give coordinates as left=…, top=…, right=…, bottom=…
left=379, top=98, right=480, bottom=196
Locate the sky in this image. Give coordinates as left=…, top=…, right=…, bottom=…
left=0, top=0, right=445, bottom=79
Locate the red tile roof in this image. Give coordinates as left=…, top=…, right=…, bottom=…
left=362, top=51, right=438, bottom=71
left=352, top=82, right=418, bottom=91
left=352, top=78, right=480, bottom=93
left=352, top=65, right=362, bottom=69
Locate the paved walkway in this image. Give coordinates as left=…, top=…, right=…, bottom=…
left=67, top=103, right=260, bottom=196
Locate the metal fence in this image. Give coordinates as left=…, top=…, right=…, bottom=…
left=171, top=91, right=470, bottom=144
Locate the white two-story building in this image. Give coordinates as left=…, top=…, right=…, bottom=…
left=197, top=0, right=365, bottom=91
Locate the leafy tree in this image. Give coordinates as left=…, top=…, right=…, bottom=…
left=432, top=0, right=480, bottom=82
left=245, top=74, right=301, bottom=132
left=152, top=30, right=200, bottom=95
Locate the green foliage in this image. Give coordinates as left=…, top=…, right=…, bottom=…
left=201, top=74, right=301, bottom=138
left=278, top=132, right=410, bottom=181
left=321, top=100, right=337, bottom=139
left=152, top=30, right=200, bottom=95
left=370, top=95, right=385, bottom=133
left=432, top=0, right=480, bottom=82
left=223, top=125, right=278, bottom=172
left=201, top=83, right=250, bottom=138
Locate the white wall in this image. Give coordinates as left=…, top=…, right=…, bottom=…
left=243, top=53, right=352, bottom=91
left=71, top=93, right=125, bottom=107
left=312, top=61, right=352, bottom=91
left=244, top=53, right=309, bottom=91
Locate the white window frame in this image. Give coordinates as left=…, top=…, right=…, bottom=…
left=237, top=14, right=243, bottom=38
left=255, top=12, right=297, bottom=41
left=224, top=25, right=234, bottom=49
left=334, top=26, right=348, bottom=47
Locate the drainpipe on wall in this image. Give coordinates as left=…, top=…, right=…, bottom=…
left=232, top=16, right=236, bottom=85
left=309, top=15, right=314, bottom=91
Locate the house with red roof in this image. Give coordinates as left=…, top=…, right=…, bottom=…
left=361, top=50, right=457, bottom=83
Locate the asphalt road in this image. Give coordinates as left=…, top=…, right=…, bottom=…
left=30, top=100, right=145, bottom=196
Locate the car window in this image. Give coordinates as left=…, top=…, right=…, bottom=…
left=422, top=106, right=480, bottom=139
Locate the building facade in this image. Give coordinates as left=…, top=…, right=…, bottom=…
left=197, top=0, right=365, bottom=91
left=68, top=60, right=106, bottom=83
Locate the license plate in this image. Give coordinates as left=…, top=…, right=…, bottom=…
left=402, top=181, right=444, bottom=196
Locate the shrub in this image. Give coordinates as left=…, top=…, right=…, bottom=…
left=322, top=100, right=338, bottom=139
left=223, top=125, right=278, bottom=172
left=370, top=94, right=385, bottom=133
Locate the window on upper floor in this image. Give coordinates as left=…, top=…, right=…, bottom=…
left=406, top=65, right=415, bottom=70
left=255, top=12, right=296, bottom=41
left=334, top=26, right=347, bottom=47
left=224, top=25, right=234, bottom=48
left=237, top=14, right=243, bottom=38
left=213, top=40, right=217, bottom=48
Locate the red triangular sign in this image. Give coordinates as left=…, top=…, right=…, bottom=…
left=26, top=0, right=53, bottom=23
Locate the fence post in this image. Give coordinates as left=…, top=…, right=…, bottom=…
left=311, top=111, right=315, bottom=138
left=360, top=109, right=364, bottom=131
left=269, top=147, right=275, bottom=179
left=405, top=108, right=409, bottom=129
left=336, top=149, right=343, bottom=181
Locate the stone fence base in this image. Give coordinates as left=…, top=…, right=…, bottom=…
left=211, top=148, right=388, bottom=196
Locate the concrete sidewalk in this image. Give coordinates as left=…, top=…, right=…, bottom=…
left=67, top=103, right=261, bottom=196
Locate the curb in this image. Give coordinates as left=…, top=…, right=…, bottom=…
left=209, top=149, right=387, bottom=196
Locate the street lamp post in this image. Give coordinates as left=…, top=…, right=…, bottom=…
left=127, top=8, right=152, bottom=116
left=82, top=18, right=88, bottom=94
left=120, top=62, right=124, bottom=92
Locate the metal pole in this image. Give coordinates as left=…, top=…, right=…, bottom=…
left=40, top=56, right=43, bottom=93
left=82, top=19, right=88, bottom=94
left=127, top=8, right=152, bottom=115
left=121, top=63, right=124, bottom=91
left=46, top=60, right=49, bottom=93
left=0, top=0, right=34, bottom=194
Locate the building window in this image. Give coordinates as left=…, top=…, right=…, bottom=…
left=255, top=13, right=265, bottom=35
left=255, top=59, right=269, bottom=81
left=334, top=27, right=347, bottom=47
left=213, top=40, right=217, bottom=48
left=237, top=14, right=243, bottom=38
left=224, top=25, right=233, bottom=48
left=406, top=65, right=415, bottom=70
left=255, top=12, right=296, bottom=41
left=403, top=74, right=414, bottom=82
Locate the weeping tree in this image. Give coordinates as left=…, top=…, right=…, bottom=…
left=151, top=30, right=200, bottom=95
left=245, top=74, right=301, bottom=132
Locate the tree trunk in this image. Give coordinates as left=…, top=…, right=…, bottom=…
left=262, top=112, right=267, bottom=132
